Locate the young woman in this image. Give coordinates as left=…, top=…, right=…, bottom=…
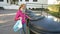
left=14, top=4, right=31, bottom=34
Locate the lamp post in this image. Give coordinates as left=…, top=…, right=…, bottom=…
left=59, top=5, right=60, bottom=18
left=58, top=4, right=60, bottom=22
left=57, top=4, right=60, bottom=22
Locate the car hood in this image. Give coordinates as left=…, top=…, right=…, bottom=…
left=29, top=17, right=60, bottom=32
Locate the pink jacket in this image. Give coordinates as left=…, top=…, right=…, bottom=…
left=14, top=10, right=29, bottom=24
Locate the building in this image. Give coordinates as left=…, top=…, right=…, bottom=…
left=0, top=0, right=48, bottom=9
left=48, top=0, right=60, bottom=4
left=56, top=0, right=60, bottom=4
left=48, top=0, right=57, bottom=4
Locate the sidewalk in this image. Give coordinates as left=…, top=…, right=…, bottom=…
left=3, top=5, right=19, bottom=9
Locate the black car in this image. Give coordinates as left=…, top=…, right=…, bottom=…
left=26, top=10, right=60, bottom=34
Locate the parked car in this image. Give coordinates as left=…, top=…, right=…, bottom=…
left=26, top=9, right=60, bottom=34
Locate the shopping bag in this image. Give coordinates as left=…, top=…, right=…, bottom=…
left=13, top=19, right=22, bottom=32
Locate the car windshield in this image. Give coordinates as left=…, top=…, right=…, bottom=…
left=26, top=9, right=45, bottom=20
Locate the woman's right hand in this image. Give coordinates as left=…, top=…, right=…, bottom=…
left=19, top=17, right=22, bottom=20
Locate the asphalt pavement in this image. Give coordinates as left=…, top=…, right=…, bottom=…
left=0, top=10, right=20, bottom=34
left=0, top=9, right=30, bottom=34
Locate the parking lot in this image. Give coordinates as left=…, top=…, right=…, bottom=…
left=0, top=9, right=60, bottom=34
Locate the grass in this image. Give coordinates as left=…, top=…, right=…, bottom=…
left=48, top=4, right=60, bottom=18
left=48, top=11, right=60, bottom=18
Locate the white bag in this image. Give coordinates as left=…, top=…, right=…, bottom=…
left=13, top=18, right=22, bottom=32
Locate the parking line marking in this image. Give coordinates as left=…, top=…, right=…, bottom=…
left=0, top=13, right=16, bottom=16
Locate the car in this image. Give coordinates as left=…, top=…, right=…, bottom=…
left=26, top=9, right=60, bottom=34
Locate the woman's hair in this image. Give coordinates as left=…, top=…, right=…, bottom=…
left=19, top=4, right=26, bottom=10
